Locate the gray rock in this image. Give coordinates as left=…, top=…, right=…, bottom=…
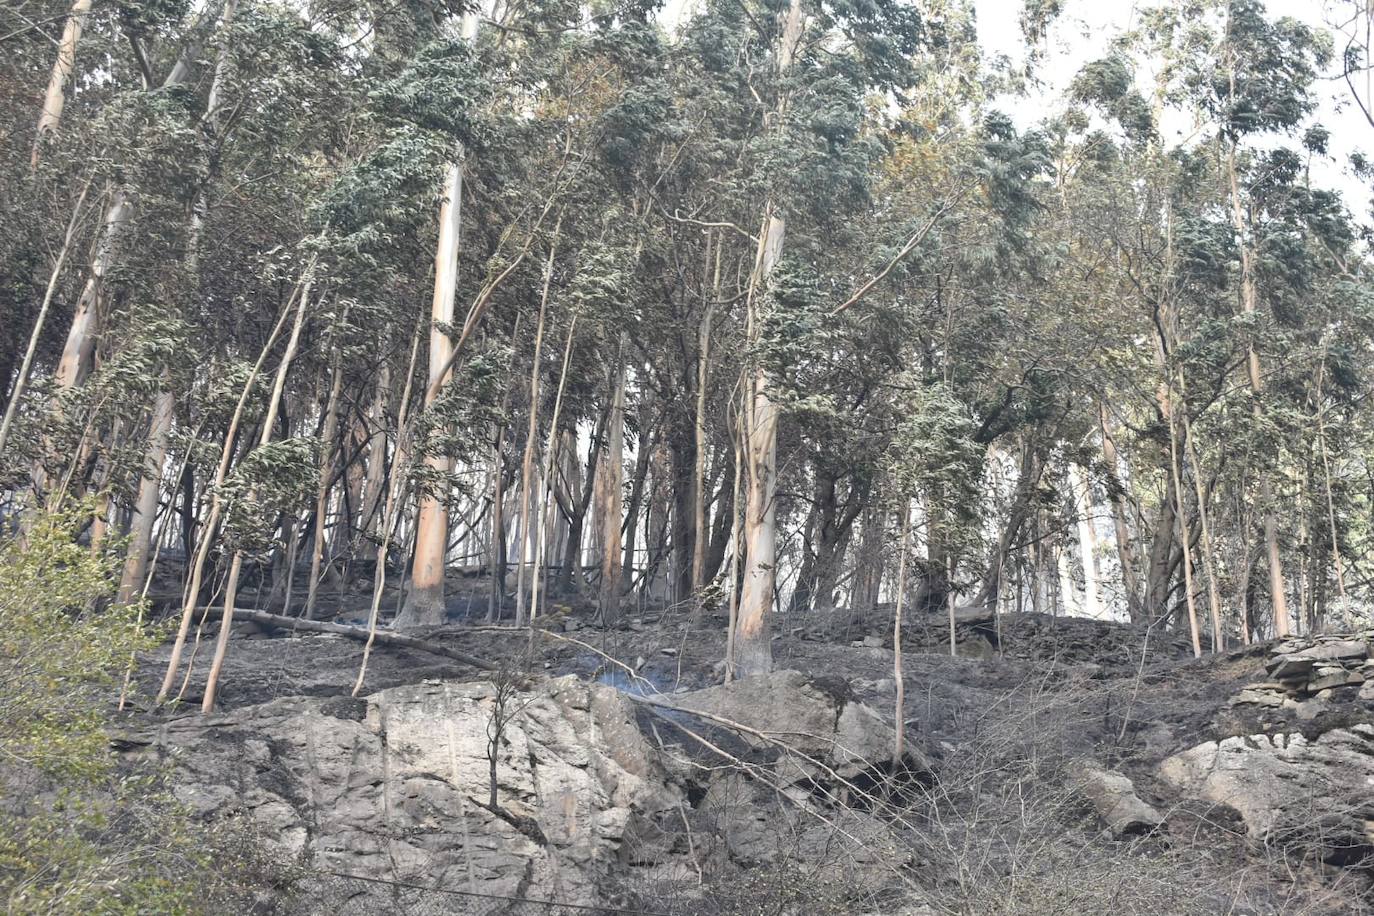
left=136, top=676, right=680, bottom=907
left=1158, top=725, right=1374, bottom=863
left=1309, top=668, right=1365, bottom=691
left=1230, top=686, right=1285, bottom=708
left=1075, top=764, right=1164, bottom=837
left=671, top=669, right=931, bottom=783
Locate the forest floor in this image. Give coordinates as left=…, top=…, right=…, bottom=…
left=119, top=567, right=1374, bottom=915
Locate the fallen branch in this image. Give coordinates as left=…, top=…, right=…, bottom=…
left=215, top=608, right=499, bottom=671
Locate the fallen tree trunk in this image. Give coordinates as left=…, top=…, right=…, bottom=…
left=217, top=608, right=499, bottom=671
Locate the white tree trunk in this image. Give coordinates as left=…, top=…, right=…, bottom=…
left=398, top=162, right=464, bottom=627
left=735, top=211, right=785, bottom=678
left=32, top=0, right=92, bottom=167
left=117, top=387, right=173, bottom=604
left=731, top=0, right=802, bottom=678
left=1226, top=142, right=1289, bottom=638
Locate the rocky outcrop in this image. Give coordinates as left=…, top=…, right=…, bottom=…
left=1161, top=632, right=1374, bottom=868
left=124, top=670, right=935, bottom=910
left=1158, top=726, right=1374, bottom=865
left=1230, top=633, right=1372, bottom=712
left=131, top=676, right=680, bottom=909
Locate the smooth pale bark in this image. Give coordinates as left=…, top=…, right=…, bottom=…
left=1067, top=464, right=1101, bottom=619
left=56, top=191, right=131, bottom=390
left=1316, top=397, right=1348, bottom=601
left=117, top=0, right=234, bottom=596
left=974, top=441, right=1042, bottom=608
left=354, top=309, right=424, bottom=695
left=598, top=343, right=626, bottom=624
left=692, top=234, right=720, bottom=591
left=484, top=312, right=523, bottom=622
left=529, top=319, right=577, bottom=624
left=732, top=0, right=802, bottom=679
left=1225, top=141, right=1289, bottom=638
left=32, top=0, right=92, bottom=167
left=723, top=411, right=745, bottom=682
left=116, top=387, right=173, bottom=604
left=622, top=388, right=656, bottom=590
left=1165, top=391, right=1203, bottom=658
left=1055, top=537, right=1078, bottom=616
left=513, top=229, right=558, bottom=625
left=735, top=211, right=785, bottom=678
left=53, top=0, right=229, bottom=396
left=398, top=163, right=464, bottom=627
left=487, top=429, right=508, bottom=622
left=1178, top=401, right=1223, bottom=651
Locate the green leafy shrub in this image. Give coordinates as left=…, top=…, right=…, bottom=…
left=0, top=508, right=297, bottom=913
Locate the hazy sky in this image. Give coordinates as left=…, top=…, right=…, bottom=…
left=975, top=0, right=1373, bottom=215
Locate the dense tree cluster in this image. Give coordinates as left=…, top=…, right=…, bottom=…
left=2, top=0, right=1373, bottom=707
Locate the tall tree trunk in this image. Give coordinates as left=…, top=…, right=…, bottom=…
left=157, top=261, right=314, bottom=703
left=622, top=389, right=655, bottom=593
left=703, top=442, right=735, bottom=583
left=668, top=397, right=697, bottom=604
left=31, top=0, right=93, bottom=167
left=398, top=163, right=464, bottom=627
left=891, top=503, right=912, bottom=764
left=732, top=0, right=802, bottom=678
left=597, top=340, right=626, bottom=623
left=1165, top=390, right=1202, bottom=658
left=0, top=180, right=90, bottom=459
left=692, top=234, right=719, bottom=591
left=55, top=191, right=131, bottom=391
left=202, top=275, right=314, bottom=712
left=1225, top=139, right=1290, bottom=638
left=529, top=319, right=577, bottom=622
left=116, top=387, right=173, bottom=604
left=513, top=227, right=557, bottom=625
left=396, top=10, right=478, bottom=626
left=305, top=357, right=345, bottom=619
left=735, top=212, right=784, bottom=677
left=356, top=357, right=391, bottom=544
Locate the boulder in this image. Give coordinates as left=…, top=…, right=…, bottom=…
left=1075, top=764, right=1164, bottom=837
left=1158, top=725, right=1374, bottom=865
left=670, top=669, right=931, bottom=782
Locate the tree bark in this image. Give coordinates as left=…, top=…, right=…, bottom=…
left=398, top=163, right=464, bottom=627
left=32, top=0, right=93, bottom=167
left=597, top=340, right=626, bottom=623
left=732, top=0, right=802, bottom=679
left=1225, top=139, right=1290, bottom=637
left=513, top=226, right=558, bottom=625
left=305, top=357, right=346, bottom=619
left=116, top=387, right=173, bottom=604
left=202, top=267, right=314, bottom=712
